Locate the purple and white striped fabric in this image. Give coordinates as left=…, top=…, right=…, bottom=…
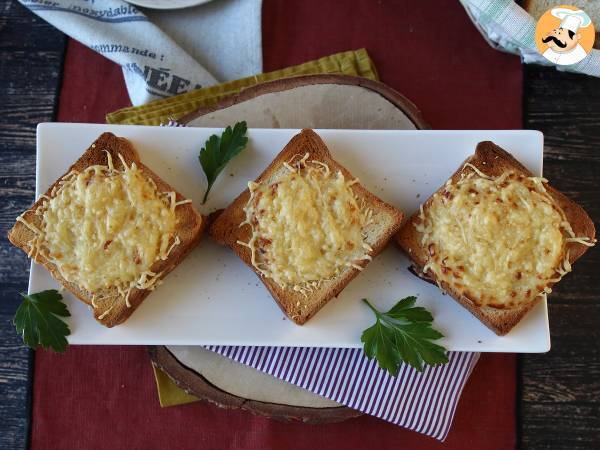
left=206, top=346, right=479, bottom=441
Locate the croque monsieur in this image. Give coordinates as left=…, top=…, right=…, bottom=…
left=8, top=133, right=205, bottom=327
left=210, top=129, right=404, bottom=324
left=397, top=141, right=596, bottom=335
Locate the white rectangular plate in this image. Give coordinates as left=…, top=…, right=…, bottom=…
left=31, top=123, right=549, bottom=352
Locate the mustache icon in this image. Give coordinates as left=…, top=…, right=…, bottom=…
left=542, top=35, right=567, bottom=48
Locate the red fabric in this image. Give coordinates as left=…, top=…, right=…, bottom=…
left=32, top=348, right=514, bottom=450
left=32, top=1, right=520, bottom=449
left=262, top=1, right=522, bottom=129
left=56, top=40, right=130, bottom=123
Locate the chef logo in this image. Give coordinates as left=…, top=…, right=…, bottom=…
left=535, top=5, right=595, bottom=66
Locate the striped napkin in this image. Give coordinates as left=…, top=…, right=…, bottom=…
left=206, top=346, right=480, bottom=441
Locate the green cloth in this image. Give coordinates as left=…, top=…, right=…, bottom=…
left=126, top=48, right=378, bottom=407
left=106, top=48, right=378, bottom=126
left=460, top=0, right=600, bottom=78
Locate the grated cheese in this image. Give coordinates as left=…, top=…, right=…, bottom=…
left=417, top=168, right=595, bottom=309
left=18, top=151, right=192, bottom=311
left=238, top=152, right=372, bottom=292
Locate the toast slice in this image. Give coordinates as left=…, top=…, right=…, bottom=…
left=8, top=132, right=206, bottom=327
left=210, top=129, right=404, bottom=324
left=397, top=141, right=596, bottom=335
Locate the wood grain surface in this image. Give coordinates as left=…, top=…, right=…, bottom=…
left=0, top=4, right=599, bottom=449
left=0, top=2, right=66, bottom=449
left=520, top=66, right=600, bottom=450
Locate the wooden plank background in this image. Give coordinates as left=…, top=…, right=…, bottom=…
left=0, top=2, right=598, bottom=449
left=0, top=2, right=66, bottom=449
left=521, top=66, right=600, bottom=449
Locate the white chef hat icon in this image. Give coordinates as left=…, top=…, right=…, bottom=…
left=551, top=7, right=592, bottom=33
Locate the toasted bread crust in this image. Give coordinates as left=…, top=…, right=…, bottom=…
left=8, top=132, right=206, bottom=327
left=397, top=141, right=596, bottom=335
left=210, top=129, right=404, bottom=324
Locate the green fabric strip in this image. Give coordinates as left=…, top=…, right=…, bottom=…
left=106, top=48, right=378, bottom=126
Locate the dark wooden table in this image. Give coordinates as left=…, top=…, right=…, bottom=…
left=0, top=2, right=598, bottom=449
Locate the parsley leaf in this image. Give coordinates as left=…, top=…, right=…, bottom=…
left=361, top=297, right=448, bottom=375
left=199, top=121, right=249, bottom=204
left=13, top=290, right=71, bottom=353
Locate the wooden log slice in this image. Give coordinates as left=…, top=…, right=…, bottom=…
left=180, top=74, right=428, bottom=130
left=149, top=346, right=360, bottom=423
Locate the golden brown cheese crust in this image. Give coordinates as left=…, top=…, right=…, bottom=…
left=29, top=154, right=181, bottom=299
left=417, top=171, right=569, bottom=310
left=8, top=132, right=206, bottom=327
left=397, top=141, right=596, bottom=335
left=238, top=153, right=373, bottom=294
left=210, top=129, right=404, bottom=325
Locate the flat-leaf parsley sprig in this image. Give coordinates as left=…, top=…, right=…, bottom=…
left=199, top=121, right=249, bottom=204
left=13, top=290, right=71, bottom=353
left=361, top=296, right=448, bottom=375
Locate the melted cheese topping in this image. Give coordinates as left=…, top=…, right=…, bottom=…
left=238, top=153, right=372, bottom=293
left=416, top=167, right=595, bottom=309
left=19, top=151, right=190, bottom=308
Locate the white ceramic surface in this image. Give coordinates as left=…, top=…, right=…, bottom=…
left=31, top=123, right=549, bottom=352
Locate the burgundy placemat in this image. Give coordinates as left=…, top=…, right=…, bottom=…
left=30, top=1, right=521, bottom=448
